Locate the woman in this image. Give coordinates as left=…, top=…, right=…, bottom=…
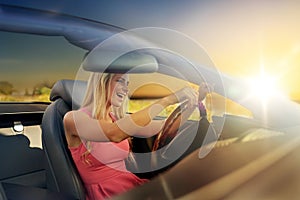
left=63, top=72, right=202, bottom=200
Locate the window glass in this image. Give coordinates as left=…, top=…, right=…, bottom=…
left=0, top=31, right=86, bottom=102
left=128, top=96, right=252, bottom=120
left=0, top=31, right=252, bottom=119
left=128, top=73, right=253, bottom=120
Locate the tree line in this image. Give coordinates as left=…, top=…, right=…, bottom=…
left=0, top=81, right=54, bottom=96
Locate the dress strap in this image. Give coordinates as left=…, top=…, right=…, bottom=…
left=80, top=107, right=92, bottom=117
left=109, top=112, right=117, bottom=122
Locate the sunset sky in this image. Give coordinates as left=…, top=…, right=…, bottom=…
left=1, top=0, right=300, bottom=101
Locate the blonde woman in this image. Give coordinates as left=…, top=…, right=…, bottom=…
left=63, top=72, right=200, bottom=200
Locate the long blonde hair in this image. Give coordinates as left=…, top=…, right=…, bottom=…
left=81, top=72, right=128, bottom=120
left=80, top=73, right=129, bottom=163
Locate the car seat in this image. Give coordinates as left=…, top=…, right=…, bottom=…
left=41, top=79, right=87, bottom=199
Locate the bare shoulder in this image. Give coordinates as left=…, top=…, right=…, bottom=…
left=63, top=111, right=74, bottom=132
left=63, top=110, right=82, bottom=147
left=63, top=110, right=85, bottom=125
left=64, top=111, right=74, bottom=120
left=63, top=110, right=91, bottom=135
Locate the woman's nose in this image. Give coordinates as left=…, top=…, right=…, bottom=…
left=122, top=85, right=129, bottom=93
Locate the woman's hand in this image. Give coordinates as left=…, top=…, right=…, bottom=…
left=164, top=86, right=199, bottom=108
left=198, top=82, right=213, bottom=101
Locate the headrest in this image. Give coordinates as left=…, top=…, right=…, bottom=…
left=50, top=80, right=87, bottom=110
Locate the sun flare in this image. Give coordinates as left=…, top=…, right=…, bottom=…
left=250, top=74, right=277, bottom=100
left=248, top=67, right=283, bottom=102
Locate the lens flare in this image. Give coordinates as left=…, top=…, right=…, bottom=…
left=250, top=73, right=278, bottom=100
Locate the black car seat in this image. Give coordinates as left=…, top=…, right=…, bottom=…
left=41, top=79, right=87, bottom=199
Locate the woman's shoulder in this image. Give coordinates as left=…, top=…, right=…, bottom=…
left=63, top=109, right=88, bottom=126
left=63, top=110, right=76, bottom=123
left=63, top=111, right=83, bottom=147
left=63, top=111, right=76, bottom=134
left=63, top=110, right=87, bottom=145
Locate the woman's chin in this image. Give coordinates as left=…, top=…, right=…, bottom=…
left=111, top=101, right=122, bottom=108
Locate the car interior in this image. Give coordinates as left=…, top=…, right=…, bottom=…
left=0, top=78, right=269, bottom=200
left=1, top=3, right=300, bottom=200
left=0, top=63, right=274, bottom=200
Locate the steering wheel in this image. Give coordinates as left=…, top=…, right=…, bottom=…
left=152, top=100, right=189, bottom=151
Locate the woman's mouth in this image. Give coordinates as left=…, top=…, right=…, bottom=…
left=116, top=92, right=126, bottom=99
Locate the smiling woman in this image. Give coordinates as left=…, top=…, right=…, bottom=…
left=2, top=2, right=300, bottom=200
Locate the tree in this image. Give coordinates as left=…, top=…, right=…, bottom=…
left=0, top=81, right=14, bottom=95
left=24, top=88, right=30, bottom=96
left=32, top=81, right=54, bottom=95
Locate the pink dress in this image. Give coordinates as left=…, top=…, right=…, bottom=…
left=69, top=110, right=148, bottom=200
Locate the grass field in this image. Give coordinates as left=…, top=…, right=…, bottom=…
left=129, top=99, right=201, bottom=120
left=0, top=94, right=50, bottom=102
left=0, top=94, right=201, bottom=120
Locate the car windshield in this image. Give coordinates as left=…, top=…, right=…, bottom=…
left=0, top=30, right=253, bottom=120
left=0, top=31, right=86, bottom=102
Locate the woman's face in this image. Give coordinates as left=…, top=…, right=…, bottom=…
left=109, top=74, right=129, bottom=107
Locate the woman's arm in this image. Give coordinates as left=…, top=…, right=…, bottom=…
left=115, top=86, right=198, bottom=138
left=64, top=111, right=120, bottom=143
left=64, top=86, right=198, bottom=143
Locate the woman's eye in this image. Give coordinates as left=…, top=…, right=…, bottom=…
left=116, top=79, right=127, bottom=85
left=115, top=78, right=129, bottom=86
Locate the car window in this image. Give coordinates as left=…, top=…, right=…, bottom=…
left=0, top=31, right=86, bottom=102
left=129, top=94, right=253, bottom=121
left=1, top=31, right=252, bottom=120
left=0, top=31, right=86, bottom=150
left=128, top=73, right=253, bottom=120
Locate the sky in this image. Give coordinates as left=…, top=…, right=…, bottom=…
left=1, top=0, right=300, bottom=100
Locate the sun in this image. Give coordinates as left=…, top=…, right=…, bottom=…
left=250, top=74, right=277, bottom=100
left=248, top=67, right=282, bottom=102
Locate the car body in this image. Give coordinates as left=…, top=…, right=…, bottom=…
left=1, top=2, right=300, bottom=200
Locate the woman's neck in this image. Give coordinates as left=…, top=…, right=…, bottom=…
left=104, top=106, right=113, bottom=122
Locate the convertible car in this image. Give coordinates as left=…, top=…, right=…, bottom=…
left=1, top=2, right=300, bottom=200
